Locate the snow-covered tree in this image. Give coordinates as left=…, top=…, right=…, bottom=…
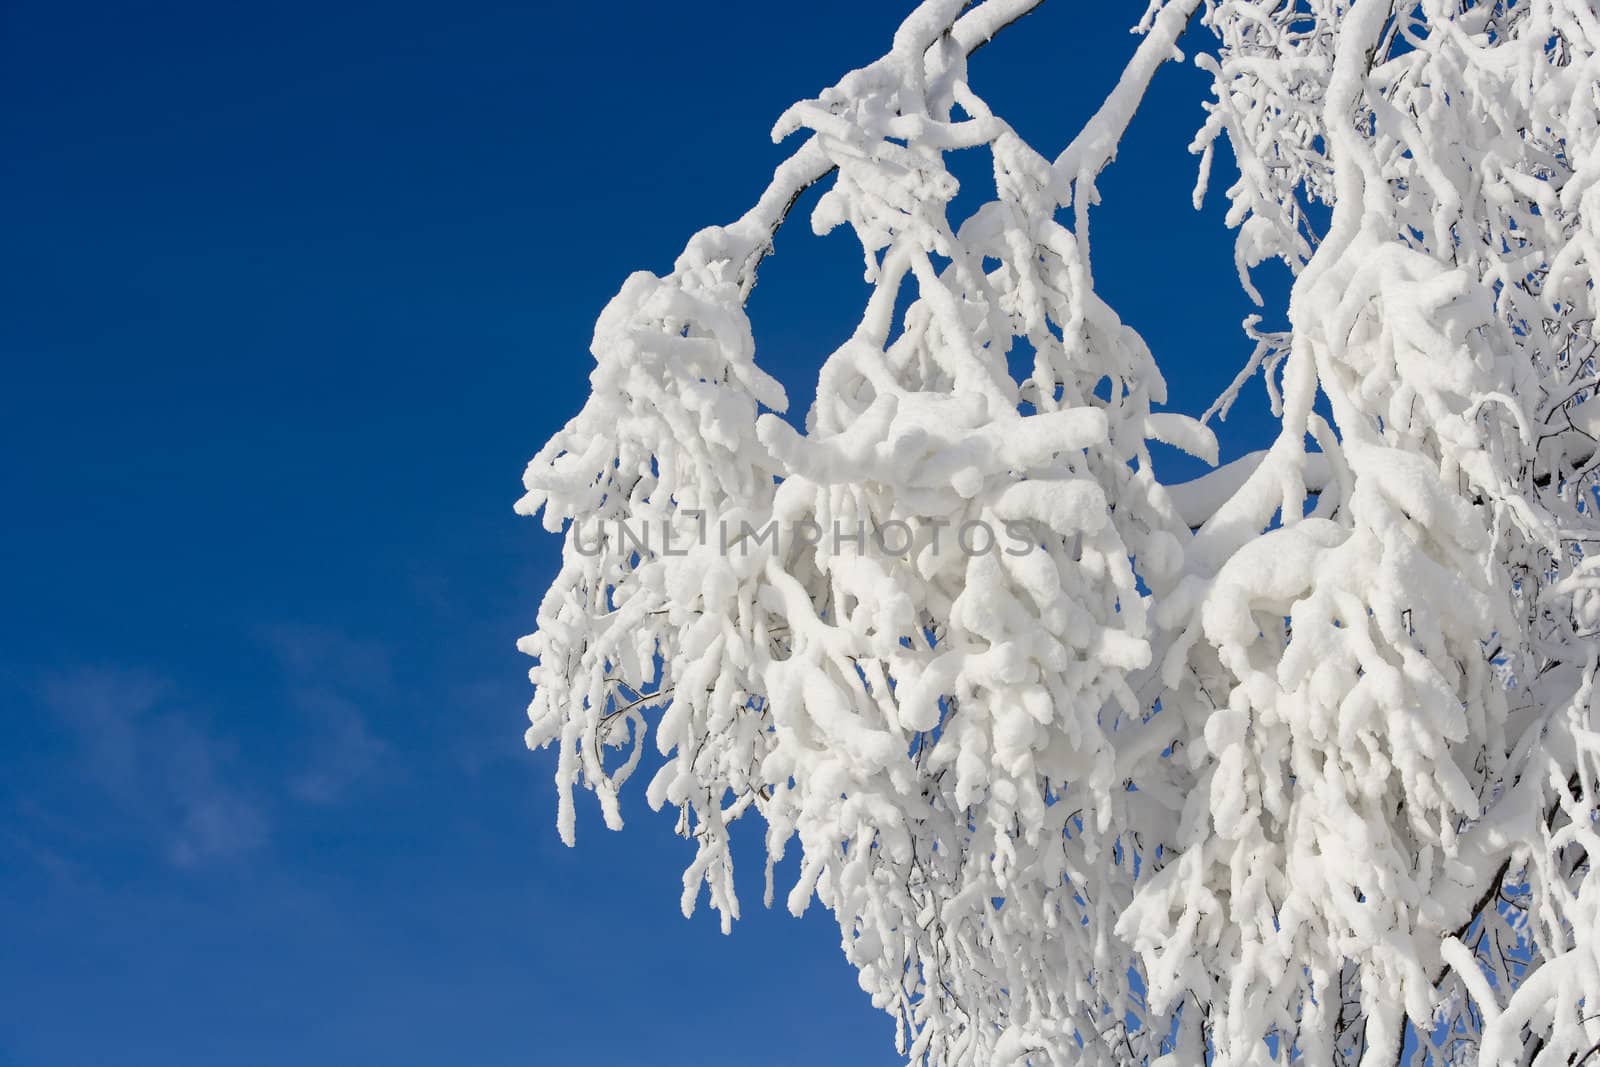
left=516, top=1, right=1600, bottom=1062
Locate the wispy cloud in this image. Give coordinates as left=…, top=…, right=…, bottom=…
left=285, top=689, right=387, bottom=804
left=260, top=623, right=394, bottom=804
left=16, top=626, right=397, bottom=880
left=40, top=667, right=269, bottom=868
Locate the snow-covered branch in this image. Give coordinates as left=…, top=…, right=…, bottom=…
left=518, top=0, right=1600, bottom=1062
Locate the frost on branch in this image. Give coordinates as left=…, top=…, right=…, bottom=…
left=517, top=1, right=1600, bottom=1064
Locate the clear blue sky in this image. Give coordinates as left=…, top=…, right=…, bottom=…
left=0, top=3, right=1281, bottom=1064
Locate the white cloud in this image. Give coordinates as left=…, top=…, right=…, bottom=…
left=41, top=667, right=269, bottom=868
left=260, top=623, right=394, bottom=804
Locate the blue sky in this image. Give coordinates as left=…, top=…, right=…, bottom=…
left=1, top=3, right=1282, bottom=1064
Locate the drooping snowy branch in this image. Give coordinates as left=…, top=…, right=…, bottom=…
left=1138, top=2, right=1600, bottom=1063
left=517, top=1, right=1600, bottom=1064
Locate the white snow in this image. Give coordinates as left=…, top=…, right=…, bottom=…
left=517, top=0, right=1600, bottom=1063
